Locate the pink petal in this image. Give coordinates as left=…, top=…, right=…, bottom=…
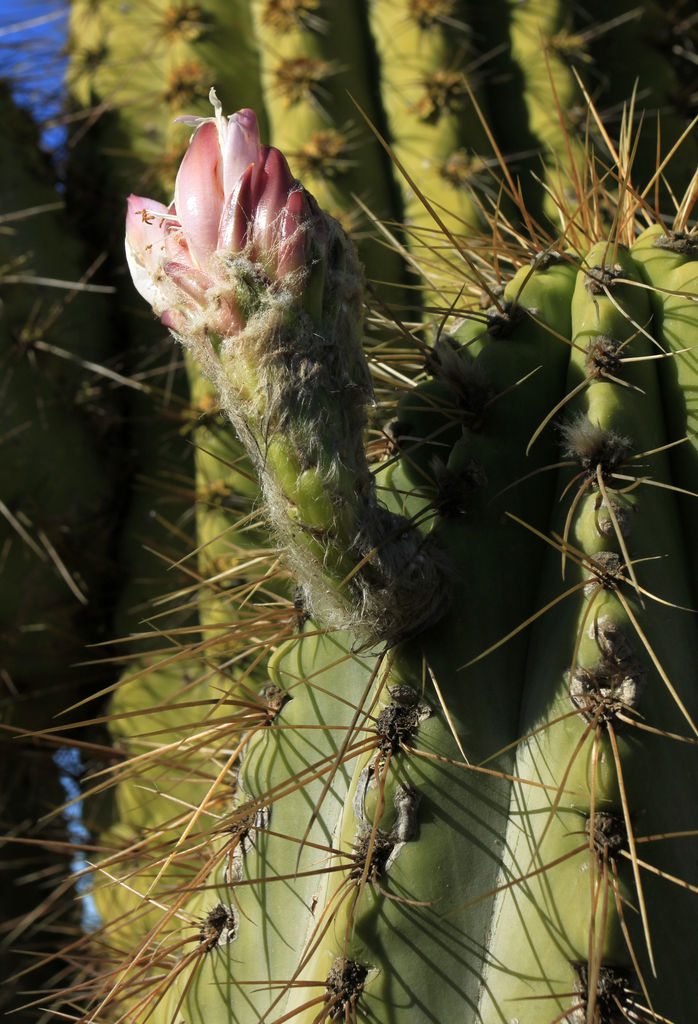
left=218, top=163, right=256, bottom=253
left=125, top=195, right=170, bottom=257
left=125, top=195, right=174, bottom=307
left=174, top=122, right=225, bottom=265
left=252, top=147, right=298, bottom=255
left=157, top=201, right=195, bottom=267
left=232, top=108, right=259, bottom=136
left=276, top=189, right=311, bottom=277
left=161, top=307, right=189, bottom=333
left=163, top=226, right=194, bottom=265
left=221, top=109, right=264, bottom=198
left=163, top=260, right=214, bottom=303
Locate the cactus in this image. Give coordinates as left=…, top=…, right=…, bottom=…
left=5, top=3, right=698, bottom=1023
left=85, top=93, right=697, bottom=1023
left=0, top=84, right=122, bottom=1019
left=0, top=85, right=117, bottom=695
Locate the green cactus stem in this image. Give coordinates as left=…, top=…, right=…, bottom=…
left=366, top=0, right=494, bottom=290
left=478, top=238, right=698, bottom=1020
left=0, top=86, right=116, bottom=705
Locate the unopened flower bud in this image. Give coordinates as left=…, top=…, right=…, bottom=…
left=125, top=88, right=448, bottom=645
left=124, top=88, right=318, bottom=343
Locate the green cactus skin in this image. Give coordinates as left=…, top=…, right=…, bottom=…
left=65, top=0, right=279, bottom=622
left=504, top=0, right=592, bottom=230
left=631, top=223, right=698, bottom=603
left=0, top=87, right=117, bottom=704
left=65, top=0, right=269, bottom=623
left=366, top=0, right=494, bottom=278
left=568, top=1, right=698, bottom=196
left=248, top=1, right=399, bottom=235
left=152, top=249, right=583, bottom=1024
left=46, top=159, right=698, bottom=1024
left=57, top=9, right=275, bottom=999
left=67, top=0, right=264, bottom=198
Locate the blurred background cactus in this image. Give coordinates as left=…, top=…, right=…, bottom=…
left=1, top=1, right=697, bottom=1022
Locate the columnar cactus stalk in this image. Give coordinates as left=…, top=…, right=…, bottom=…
left=478, top=240, right=698, bottom=1020
left=569, top=0, right=698, bottom=195
left=366, top=0, right=493, bottom=241
left=248, top=0, right=395, bottom=224
left=0, top=87, right=116, bottom=692
left=65, top=0, right=272, bottom=639
left=0, top=86, right=120, bottom=1019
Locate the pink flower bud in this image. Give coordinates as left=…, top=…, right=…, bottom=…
left=124, top=88, right=315, bottom=337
